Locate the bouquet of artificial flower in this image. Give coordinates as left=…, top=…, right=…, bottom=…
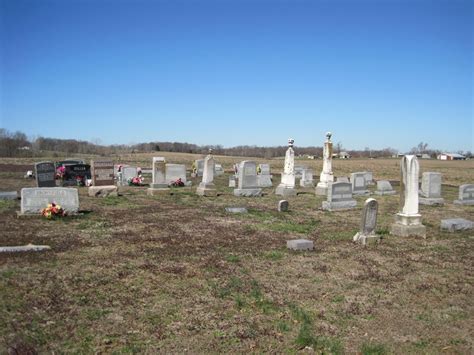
left=170, top=178, right=184, bottom=187
left=41, top=203, right=66, bottom=219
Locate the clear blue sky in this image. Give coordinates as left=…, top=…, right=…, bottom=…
left=1, top=0, right=472, bottom=152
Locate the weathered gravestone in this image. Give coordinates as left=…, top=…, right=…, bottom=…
left=353, top=198, right=380, bottom=245
left=229, top=176, right=236, bottom=187
left=215, top=163, right=225, bottom=176
left=276, top=139, right=297, bottom=196
left=300, top=169, right=314, bottom=188
left=147, top=157, right=169, bottom=195
left=35, top=161, right=56, bottom=187
left=322, top=182, right=357, bottom=211
left=287, top=239, right=314, bottom=251
left=166, top=164, right=189, bottom=186
left=375, top=180, right=396, bottom=195
left=390, top=155, right=426, bottom=237
left=234, top=161, right=262, bottom=197
left=453, top=184, right=474, bottom=205
left=294, top=165, right=307, bottom=179
left=0, top=191, right=18, bottom=200
left=350, top=172, right=370, bottom=195
left=364, top=171, right=374, bottom=186
left=440, top=218, right=474, bottom=232
left=225, top=207, right=248, bottom=213
left=62, top=164, right=91, bottom=186
left=192, top=159, right=204, bottom=177
left=89, top=160, right=117, bottom=197
left=336, top=176, right=350, bottom=183
left=316, top=132, right=335, bottom=195
left=419, top=172, right=444, bottom=205
left=257, top=164, right=273, bottom=187
left=20, top=187, right=79, bottom=215
left=121, top=166, right=138, bottom=185
left=278, top=200, right=289, bottom=212
left=197, top=153, right=216, bottom=196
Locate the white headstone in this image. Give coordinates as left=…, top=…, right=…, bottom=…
left=419, top=172, right=444, bottom=205
left=20, top=187, right=79, bottom=215
left=197, top=154, right=216, bottom=196
left=316, top=132, right=334, bottom=195
left=321, top=182, right=357, bottom=211
left=234, top=161, right=262, bottom=197
left=276, top=139, right=297, bottom=196
left=350, top=172, right=369, bottom=195
left=454, top=184, right=474, bottom=205
left=390, top=155, right=426, bottom=237
left=353, top=198, right=380, bottom=245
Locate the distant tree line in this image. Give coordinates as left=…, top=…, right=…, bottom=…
left=0, top=129, right=470, bottom=159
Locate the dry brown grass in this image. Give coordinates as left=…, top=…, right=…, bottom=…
left=0, top=158, right=473, bottom=353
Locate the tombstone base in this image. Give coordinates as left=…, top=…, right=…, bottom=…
left=353, top=190, right=370, bottom=196
left=353, top=232, right=380, bottom=245
left=315, top=183, right=328, bottom=196
left=375, top=190, right=397, bottom=196
left=196, top=183, right=217, bottom=197
left=275, top=185, right=297, bottom=196
left=225, top=207, right=248, bottom=213
left=0, top=191, right=18, bottom=200
left=321, top=200, right=357, bottom=211
left=233, top=188, right=262, bottom=197
left=390, top=214, right=426, bottom=237
left=88, top=186, right=118, bottom=198
left=440, top=218, right=474, bottom=232
left=287, top=239, right=314, bottom=251
left=453, top=199, right=474, bottom=206
left=419, top=197, right=444, bottom=206
left=147, top=187, right=171, bottom=196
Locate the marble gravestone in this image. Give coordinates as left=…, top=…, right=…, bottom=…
left=453, top=184, right=474, bottom=205
left=234, top=161, right=262, bottom=197
left=257, top=164, right=273, bottom=187
left=197, top=152, right=217, bottom=196
left=166, top=164, right=189, bottom=186
left=20, top=187, right=79, bottom=215
left=390, top=155, right=426, bottom=237
left=419, top=172, right=444, bottom=205
left=147, top=157, right=170, bottom=195
left=89, top=160, right=117, bottom=197
left=35, top=161, right=56, bottom=187
left=350, top=172, right=370, bottom=195
left=364, top=171, right=374, bottom=186
left=276, top=139, right=297, bottom=196
left=316, top=132, right=335, bottom=195
left=214, top=163, right=224, bottom=176
left=375, top=180, right=396, bottom=195
left=294, top=166, right=307, bottom=179
left=353, top=198, right=381, bottom=245
left=441, top=218, right=474, bottom=232
left=321, top=182, right=357, bottom=211
left=300, top=168, right=314, bottom=188
left=228, top=176, right=236, bottom=187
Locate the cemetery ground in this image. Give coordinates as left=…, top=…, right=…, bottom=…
left=0, top=155, right=473, bottom=353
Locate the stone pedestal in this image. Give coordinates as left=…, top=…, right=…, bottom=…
left=196, top=182, right=217, bottom=196
left=390, top=213, right=426, bottom=237
left=419, top=197, right=444, bottom=206
left=287, top=239, right=314, bottom=251
left=234, top=188, right=262, bottom=197
left=322, top=200, right=357, bottom=211
left=88, top=185, right=118, bottom=197
left=275, top=185, right=297, bottom=196
left=353, top=232, right=380, bottom=245
left=375, top=190, right=396, bottom=196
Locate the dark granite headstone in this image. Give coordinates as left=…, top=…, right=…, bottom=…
left=34, top=161, right=56, bottom=187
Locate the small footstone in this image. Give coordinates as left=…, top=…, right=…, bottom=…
left=225, top=207, right=248, bottom=213
left=0, top=191, right=18, bottom=200
left=287, top=239, right=314, bottom=251
left=278, top=200, right=289, bottom=212
left=440, top=218, right=474, bottom=232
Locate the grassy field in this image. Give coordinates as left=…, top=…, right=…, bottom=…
left=0, top=156, right=473, bottom=353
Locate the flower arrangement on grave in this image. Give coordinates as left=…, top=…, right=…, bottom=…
left=128, top=176, right=144, bottom=186
left=170, top=178, right=184, bottom=187
left=41, top=203, right=66, bottom=219
left=76, top=175, right=86, bottom=186
left=56, top=166, right=65, bottom=179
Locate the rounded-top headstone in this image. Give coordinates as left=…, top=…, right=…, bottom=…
left=278, top=200, right=289, bottom=212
